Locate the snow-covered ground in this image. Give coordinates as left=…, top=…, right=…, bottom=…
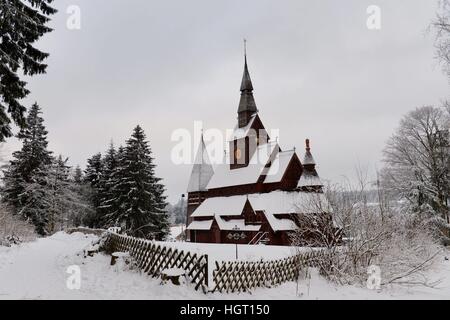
left=168, top=225, right=185, bottom=241
left=0, top=232, right=449, bottom=300
left=160, top=240, right=298, bottom=263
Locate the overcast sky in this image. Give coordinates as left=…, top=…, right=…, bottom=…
left=2, top=0, right=449, bottom=203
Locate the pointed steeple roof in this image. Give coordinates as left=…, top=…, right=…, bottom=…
left=303, top=139, right=316, bottom=166
left=187, top=134, right=214, bottom=193
left=238, top=54, right=258, bottom=114
left=240, top=56, right=254, bottom=92
left=298, top=139, right=322, bottom=188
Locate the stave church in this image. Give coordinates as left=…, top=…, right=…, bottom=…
left=185, top=53, right=330, bottom=246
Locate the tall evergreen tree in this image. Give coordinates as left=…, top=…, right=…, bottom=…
left=71, top=164, right=95, bottom=228
left=109, top=126, right=169, bottom=239
left=1, top=103, right=53, bottom=234
left=46, top=156, right=71, bottom=233
left=98, top=142, right=118, bottom=225
left=74, top=165, right=83, bottom=183
left=0, top=0, right=57, bottom=141
left=83, top=153, right=104, bottom=227
left=45, top=156, right=94, bottom=232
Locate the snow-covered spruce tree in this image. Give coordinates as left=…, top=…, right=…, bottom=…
left=0, top=0, right=56, bottom=141
left=97, top=142, right=119, bottom=225
left=17, top=156, right=94, bottom=234
left=69, top=164, right=95, bottom=227
left=381, top=105, right=450, bottom=243
left=74, top=165, right=83, bottom=183
left=83, top=153, right=104, bottom=228
left=109, top=126, right=169, bottom=239
left=1, top=103, right=53, bottom=234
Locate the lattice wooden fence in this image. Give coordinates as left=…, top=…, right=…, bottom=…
left=104, top=233, right=208, bottom=291
left=211, top=250, right=329, bottom=293
left=102, top=232, right=331, bottom=294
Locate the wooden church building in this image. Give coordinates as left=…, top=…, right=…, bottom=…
left=185, top=54, right=329, bottom=246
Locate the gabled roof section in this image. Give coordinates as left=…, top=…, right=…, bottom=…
left=206, top=141, right=279, bottom=190
left=228, top=113, right=269, bottom=143
left=187, top=134, right=214, bottom=192
left=263, top=149, right=296, bottom=184
left=228, top=113, right=257, bottom=141
left=260, top=211, right=297, bottom=232
left=214, top=216, right=261, bottom=231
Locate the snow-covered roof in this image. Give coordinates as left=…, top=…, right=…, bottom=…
left=187, top=135, right=214, bottom=192
left=262, top=212, right=297, bottom=232
left=248, top=191, right=330, bottom=215
left=228, top=114, right=257, bottom=141
left=191, top=190, right=330, bottom=219
left=207, top=142, right=279, bottom=190
left=186, top=219, right=213, bottom=230
left=303, top=150, right=316, bottom=165
left=297, top=174, right=323, bottom=187
left=214, top=216, right=261, bottom=231
left=263, top=150, right=295, bottom=184
left=190, top=195, right=249, bottom=217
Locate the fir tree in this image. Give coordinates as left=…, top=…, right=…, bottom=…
left=1, top=103, right=53, bottom=234
left=74, top=165, right=83, bottom=183
left=71, top=164, right=95, bottom=227
left=83, top=153, right=104, bottom=227
left=98, top=142, right=119, bottom=225
left=0, top=0, right=57, bottom=141
left=46, top=156, right=71, bottom=232
left=46, top=156, right=94, bottom=232
left=110, top=126, right=169, bottom=239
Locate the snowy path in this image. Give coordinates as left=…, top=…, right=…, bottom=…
left=0, top=232, right=449, bottom=299
left=0, top=232, right=205, bottom=299
left=0, top=232, right=89, bottom=299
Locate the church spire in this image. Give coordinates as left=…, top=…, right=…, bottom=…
left=238, top=40, right=257, bottom=127
left=298, top=139, right=323, bottom=190
left=187, top=134, right=214, bottom=192
left=303, top=139, right=316, bottom=166
left=240, top=52, right=253, bottom=91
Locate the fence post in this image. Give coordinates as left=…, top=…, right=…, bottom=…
left=204, top=254, right=209, bottom=287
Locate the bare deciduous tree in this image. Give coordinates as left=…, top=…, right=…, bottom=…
left=291, top=169, right=442, bottom=288
left=432, top=0, right=450, bottom=78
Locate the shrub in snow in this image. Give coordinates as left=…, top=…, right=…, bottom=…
left=0, top=204, right=36, bottom=246
left=291, top=176, right=442, bottom=288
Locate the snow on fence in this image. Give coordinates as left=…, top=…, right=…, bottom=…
left=211, top=250, right=329, bottom=293
left=102, top=232, right=329, bottom=294
left=104, top=232, right=209, bottom=291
